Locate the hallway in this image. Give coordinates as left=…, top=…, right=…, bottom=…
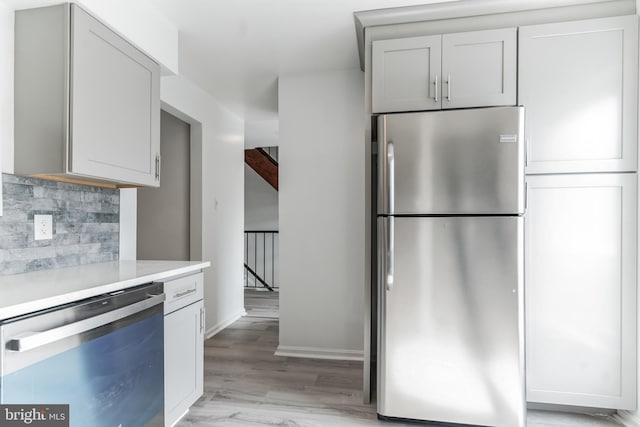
left=177, top=315, right=624, bottom=427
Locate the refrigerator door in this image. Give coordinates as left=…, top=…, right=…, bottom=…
left=377, top=216, right=524, bottom=426
left=378, top=107, right=525, bottom=215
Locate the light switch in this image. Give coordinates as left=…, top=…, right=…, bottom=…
left=34, top=214, right=53, bottom=240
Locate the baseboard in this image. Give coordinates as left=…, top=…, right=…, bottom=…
left=275, top=345, right=364, bottom=361
left=205, top=310, right=244, bottom=339
left=614, top=411, right=640, bottom=427
left=527, top=402, right=616, bottom=414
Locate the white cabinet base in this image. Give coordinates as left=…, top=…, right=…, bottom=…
left=525, top=173, right=637, bottom=410
left=165, top=300, right=204, bottom=427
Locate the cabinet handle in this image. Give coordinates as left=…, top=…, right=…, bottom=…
left=174, top=288, right=197, bottom=298
left=155, top=153, right=161, bottom=181
left=199, top=307, right=205, bottom=334
left=446, top=74, right=451, bottom=102
left=434, top=74, right=439, bottom=103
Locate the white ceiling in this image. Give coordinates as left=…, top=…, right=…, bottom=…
left=151, top=0, right=457, bottom=146
left=153, top=0, right=454, bottom=120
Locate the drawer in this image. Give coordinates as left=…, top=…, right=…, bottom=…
left=162, top=273, right=203, bottom=314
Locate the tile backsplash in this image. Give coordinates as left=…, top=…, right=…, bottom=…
left=0, top=174, right=119, bottom=275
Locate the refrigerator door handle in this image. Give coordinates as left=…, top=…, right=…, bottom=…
left=387, top=140, right=395, bottom=213
left=387, top=217, right=394, bottom=290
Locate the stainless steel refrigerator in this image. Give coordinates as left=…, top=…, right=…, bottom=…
left=377, top=107, right=525, bottom=427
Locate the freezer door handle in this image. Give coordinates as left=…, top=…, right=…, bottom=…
left=385, top=217, right=395, bottom=291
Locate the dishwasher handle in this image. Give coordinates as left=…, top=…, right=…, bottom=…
left=7, top=293, right=165, bottom=353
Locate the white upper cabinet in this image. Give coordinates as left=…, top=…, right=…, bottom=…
left=372, top=28, right=516, bottom=113
left=14, top=4, right=160, bottom=187
left=441, top=28, right=517, bottom=109
left=519, top=16, right=638, bottom=175
left=372, top=35, right=442, bottom=113
left=69, top=6, right=160, bottom=186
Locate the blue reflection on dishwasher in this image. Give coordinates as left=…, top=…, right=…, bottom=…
left=2, top=313, right=164, bottom=427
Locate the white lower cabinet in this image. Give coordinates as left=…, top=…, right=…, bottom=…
left=163, top=272, right=205, bottom=427
left=165, top=300, right=204, bottom=426
left=525, top=173, right=637, bottom=409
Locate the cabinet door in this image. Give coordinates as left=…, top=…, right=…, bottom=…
left=372, top=35, right=441, bottom=113
left=525, top=173, right=637, bottom=409
left=520, top=16, right=638, bottom=174
left=165, top=301, right=204, bottom=427
left=70, top=5, right=160, bottom=186
left=441, top=27, right=516, bottom=109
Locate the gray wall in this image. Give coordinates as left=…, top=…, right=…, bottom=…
left=137, top=110, right=190, bottom=261
left=0, top=173, right=119, bottom=275
left=244, top=164, right=278, bottom=231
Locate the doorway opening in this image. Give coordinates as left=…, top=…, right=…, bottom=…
left=244, top=146, right=279, bottom=318
left=137, top=110, right=191, bottom=261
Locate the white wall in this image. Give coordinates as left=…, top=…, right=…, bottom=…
left=245, top=165, right=279, bottom=230
left=0, top=0, right=13, bottom=179
left=119, top=189, right=137, bottom=260
left=620, top=2, right=640, bottom=424
left=161, top=75, right=245, bottom=337
left=277, top=69, right=366, bottom=360
left=623, top=2, right=640, bottom=424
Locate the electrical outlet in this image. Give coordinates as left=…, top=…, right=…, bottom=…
left=34, top=214, right=53, bottom=240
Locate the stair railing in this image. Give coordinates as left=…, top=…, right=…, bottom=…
left=244, top=230, right=279, bottom=291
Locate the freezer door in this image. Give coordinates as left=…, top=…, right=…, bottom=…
left=378, top=107, right=525, bottom=215
left=377, top=216, right=524, bottom=426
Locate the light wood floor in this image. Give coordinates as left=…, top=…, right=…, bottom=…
left=177, top=315, right=623, bottom=427
left=244, top=289, right=279, bottom=318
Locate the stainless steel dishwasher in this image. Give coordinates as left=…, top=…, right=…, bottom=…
left=0, top=282, right=165, bottom=427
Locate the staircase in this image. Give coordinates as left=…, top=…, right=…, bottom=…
left=245, top=147, right=278, bottom=191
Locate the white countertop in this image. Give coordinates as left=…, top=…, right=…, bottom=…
left=0, top=260, right=210, bottom=321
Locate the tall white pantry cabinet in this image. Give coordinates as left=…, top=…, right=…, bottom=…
left=519, top=15, right=638, bottom=409
left=370, top=12, right=639, bottom=411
